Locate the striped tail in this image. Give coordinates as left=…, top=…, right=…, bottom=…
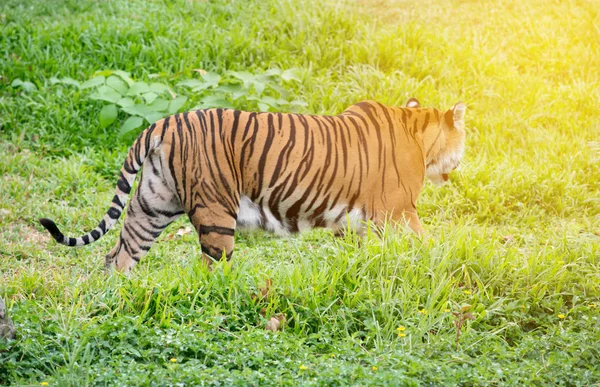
left=39, top=123, right=161, bottom=247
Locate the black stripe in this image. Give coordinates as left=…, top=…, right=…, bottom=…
left=201, top=245, right=221, bottom=259
left=112, top=195, right=123, bottom=208
left=82, top=235, right=90, bottom=244
left=201, top=245, right=233, bottom=261
left=269, top=114, right=296, bottom=187
left=160, top=116, right=170, bottom=141
left=98, top=219, right=107, bottom=233
left=123, top=158, right=136, bottom=174
left=90, top=229, right=101, bottom=240
left=137, top=221, right=163, bottom=238
left=144, top=123, right=156, bottom=156
left=230, top=109, right=242, bottom=144
left=199, top=225, right=235, bottom=236
left=107, top=207, right=121, bottom=219
left=117, top=172, right=131, bottom=194
left=156, top=208, right=185, bottom=217
left=124, top=222, right=154, bottom=243
left=254, top=113, right=276, bottom=198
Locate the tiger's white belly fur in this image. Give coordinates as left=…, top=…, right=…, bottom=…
left=236, top=196, right=366, bottom=236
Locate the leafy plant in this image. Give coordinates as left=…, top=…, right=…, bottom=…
left=51, top=70, right=186, bottom=136
left=178, top=68, right=307, bottom=112
left=50, top=68, right=307, bottom=137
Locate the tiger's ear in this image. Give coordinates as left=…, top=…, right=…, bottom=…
left=444, top=102, right=466, bottom=128
left=406, top=98, right=421, bottom=108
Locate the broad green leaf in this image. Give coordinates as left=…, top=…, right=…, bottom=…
left=93, top=70, right=113, bottom=77
left=177, top=79, right=206, bottom=88
left=106, top=76, right=128, bottom=95
left=121, top=104, right=154, bottom=117
left=168, top=96, right=188, bottom=114
left=142, top=91, right=158, bottom=105
left=214, top=84, right=244, bottom=93
left=192, top=83, right=216, bottom=92
left=149, top=82, right=170, bottom=94
left=258, top=102, right=270, bottom=112
left=126, top=82, right=150, bottom=96
left=263, top=68, right=281, bottom=77
left=81, top=76, right=105, bottom=89
left=253, top=81, right=265, bottom=96
left=145, top=111, right=165, bottom=124
left=259, top=95, right=279, bottom=107
left=99, top=104, right=118, bottom=128
left=50, top=77, right=80, bottom=88
left=281, top=69, right=302, bottom=82
left=232, top=91, right=248, bottom=100
left=112, top=70, right=135, bottom=86
left=89, top=85, right=122, bottom=103
left=256, top=74, right=275, bottom=84
left=201, top=72, right=221, bottom=86
left=116, top=97, right=135, bottom=107
left=198, top=95, right=234, bottom=109
left=269, top=83, right=290, bottom=98
left=228, top=71, right=253, bottom=83
left=120, top=116, right=144, bottom=135
left=148, top=98, right=169, bottom=111
left=215, top=84, right=247, bottom=101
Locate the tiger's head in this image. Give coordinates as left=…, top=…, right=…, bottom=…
left=406, top=98, right=467, bottom=186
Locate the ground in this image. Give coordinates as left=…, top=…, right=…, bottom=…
left=0, top=0, right=599, bottom=385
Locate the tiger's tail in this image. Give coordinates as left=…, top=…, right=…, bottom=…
left=39, top=122, right=162, bottom=247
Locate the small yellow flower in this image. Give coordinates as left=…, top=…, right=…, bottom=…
left=372, top=366, right=378, bottom=371
left=463, top=290, right=471, bottom=295
left=41, top=383, right=49, bottom=387
left=170, top=358, right=177, bottom=363
left=557, top=314, right=565, bottom=319
left=444, top=309, right=450, bottom=313
left=396, top=325, right=406, bottom=332
left=398, top=333, right=406, bottom=337
left=589, top=304, right=597, bottom=308
left=418, top=309, right=428, bottom=315
left=299, top=365, right=308, bottom=370
left=330, top=353, right=336, bottom=358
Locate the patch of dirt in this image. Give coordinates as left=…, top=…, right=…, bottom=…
left=5, top=222, right=51, bottom=246
left=22, top=224, right=50, bottom=244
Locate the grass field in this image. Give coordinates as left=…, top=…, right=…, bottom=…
left=1, top=0, right=599, bottom=385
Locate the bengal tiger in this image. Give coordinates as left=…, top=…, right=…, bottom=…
left=39, top=98, right=466, bottom=272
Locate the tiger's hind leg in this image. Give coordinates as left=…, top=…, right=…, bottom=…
left=106, top=159, right=184, bottom=273
left=188, top=206, right=237, bottom=267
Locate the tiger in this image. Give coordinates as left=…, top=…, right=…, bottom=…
left=39, top=98, right=466, bottom=272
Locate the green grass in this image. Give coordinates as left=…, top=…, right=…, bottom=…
left=1, top=0, right=599, bottom=385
